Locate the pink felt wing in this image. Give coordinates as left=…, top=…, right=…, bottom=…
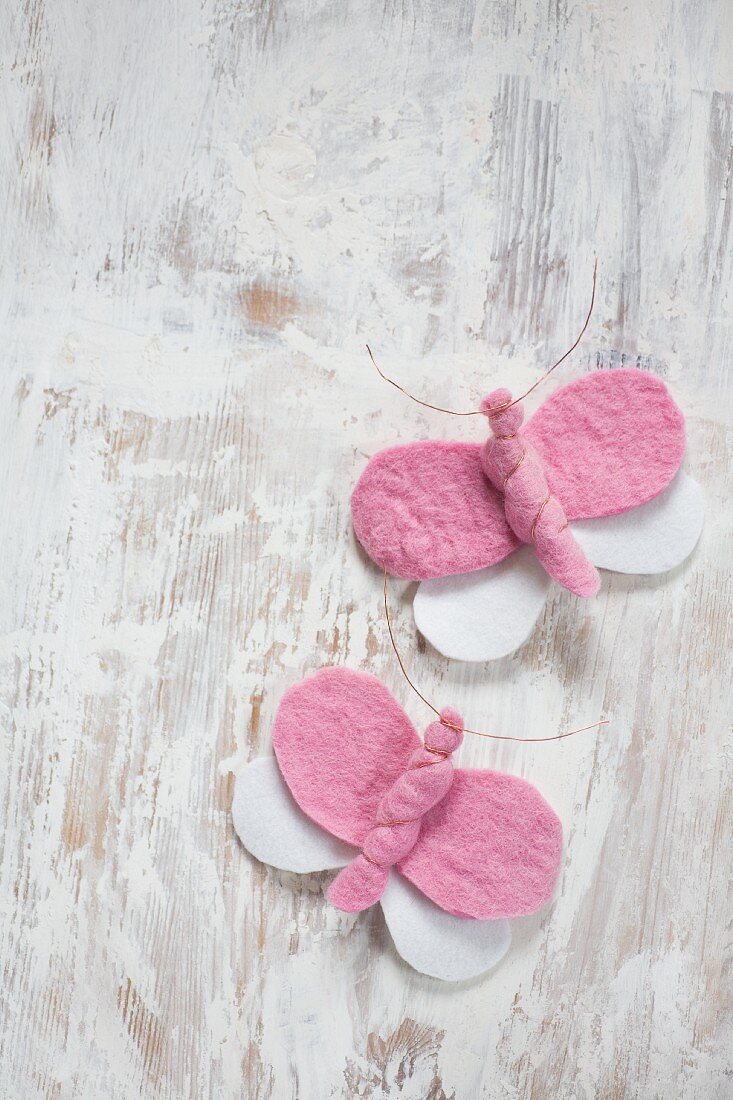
left=272, top=668, right=420, bottom=847
left=523, top=368, right=686, bottom=520
left=397, top=769, right=562, bottom=920
left=351, top=441, right=520, bottom=580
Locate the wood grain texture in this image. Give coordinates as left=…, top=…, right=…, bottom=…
left=0, top=1, right=731, bottom=1097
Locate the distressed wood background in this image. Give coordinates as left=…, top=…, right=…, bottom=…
left=1, top=2, right=731, bottom=1097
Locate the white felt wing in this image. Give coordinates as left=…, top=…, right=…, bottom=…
left=413, top=546, right=552, bottom=662
left=232, top=757, right=355, bottom=872
left=571, top=471, right=704, bottom=575
left=380, top=875, right=511, bottom=982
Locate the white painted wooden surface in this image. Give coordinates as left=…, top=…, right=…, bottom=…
left=1, top=2, right=731, bottom=1097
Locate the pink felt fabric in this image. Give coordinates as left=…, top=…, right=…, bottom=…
left=398, top=769, right=563, bottom=919
left=328, top=709, right=464, bottom=912
left=351, top=441, right=519, bottom=580
left=523, top=368, right=685, bottom=519
left=351, top=367, right=686, bottom=592
left=482, top=389, right=600, bottom=597
left=272, top=668, right=420, bottom=846
left=272, top=669, right=563, bottom=919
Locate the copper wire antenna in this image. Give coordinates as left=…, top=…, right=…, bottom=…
left=383, top=568, right=608, bottom=744
left=367, top=258, right=598, bottom=416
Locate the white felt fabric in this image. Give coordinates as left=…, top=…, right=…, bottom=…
left=571, top=470, right=704, bottom=575
left=380, top=874, right=511, bottom=982
left=232, top=756, right=355, bottom=872
left=413, top=546, right=552, bottom=662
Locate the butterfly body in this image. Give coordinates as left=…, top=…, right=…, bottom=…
left=328, top=708, right=463, bottom=912
left=481, top=387, right=600, bottom=596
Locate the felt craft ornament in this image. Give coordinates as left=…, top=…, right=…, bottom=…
left=353, top=344, right=704, bottom=662
left=233, top=667, right=563, bottom=982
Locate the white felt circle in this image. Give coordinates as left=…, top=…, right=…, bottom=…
left=572, top=471, right=704, bottom=575
left=380, top=874, right=511, bottom=982
left=413, top=546, right=551, bottom=662
left=232, top=757, right=355, bottom=873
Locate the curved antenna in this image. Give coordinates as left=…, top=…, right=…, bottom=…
left=367, top=257, right=598, bottom=416
left=383, top=568, right=607, bottom=744
left=366, top=344, right=482, bottom=417
left=499, top=257, right=598, bottom=412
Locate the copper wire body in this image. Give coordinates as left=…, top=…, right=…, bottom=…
left=502, top=448, right=527, bottom=486
left=530, top=494, right=552, bottom=540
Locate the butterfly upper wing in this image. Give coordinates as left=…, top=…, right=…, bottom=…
left=571, top=470, right=704, bottom=574
left=380, top=875, right=511, bottom=982
left=397, top=769, right=563, bottom=920
left=272, top=668, right=421, bottom=847
left=351, top=441, right=520, bottom=580
left=232, top=756, right=356, bottom=872
left=523, top=368, right=686, bottom=520
left=413, top=547, right=552, bottom=662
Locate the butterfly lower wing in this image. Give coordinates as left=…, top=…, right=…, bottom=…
left=232, top=757, right=356, bottom=872
left=380, top=875, right=511, bottom=982
left=351, top=441, right=519, bottom=579
left=524, top=368, right=686, bottom=520
left=571, top=470, right=704, bottom=574
left=272, top=668, right=421, bottom=847
left=413, top=547, right=552, bottom=661
left=397, top=770, right=563, bottom=920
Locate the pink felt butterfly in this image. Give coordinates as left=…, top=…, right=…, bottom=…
left=232, top=668, right=562, bottom=981
left=352, top=368, right=704, bottom=661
